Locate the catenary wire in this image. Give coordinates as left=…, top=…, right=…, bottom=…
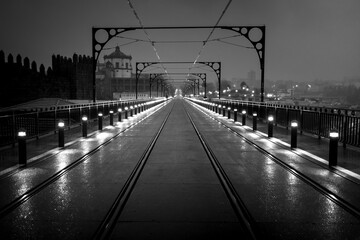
left=127, top=0, right=170, bottom=78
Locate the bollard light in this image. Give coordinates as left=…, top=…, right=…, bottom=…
left=268, top=115, right=274, bottom=137
left=290, top=120, right=298, bottom=148
left=329, top=130, right=339, bottom=166
left=222, top=106, right=226, bottom=117
left=18, top=128, right=27, bottom=165
left=82, top=116, right=88, bottom=137
left=130, top=106, right=134, bottom=117
left=134, top=105, right=138, bottom=115
left=118, top=108, right=122, bottom=122
left=227, top=107, right=231, bottom=119
left=234, top=109, right=238, bottom=122
left=125, top=106, right=129, bottom=119
left=98, top=112, right=103, bottom=131
left=109, top=110, right=114, bottom=126
left=242, top=110, right=247, bottom=126
left=58, top=120, right=65, bottom=147
left=253, top=113, right=258, bottom=131
left=81, top=116, right=88, bottom=137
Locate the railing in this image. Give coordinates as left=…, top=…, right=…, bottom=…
left=0, top=99, right=165, bottom=147
left=206, top=99, right=360, bottom=148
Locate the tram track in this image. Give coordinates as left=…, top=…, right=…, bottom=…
left=183, top=102, right=258, bottom=240
left=187, top=99, right=360, bottom=222
left=0, top=100, right=170, bottom=219
left=92, top=102, right=175, bottom=239
left=93, top=99, right=258, bottom=239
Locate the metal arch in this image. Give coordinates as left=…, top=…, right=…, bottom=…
left=220, top=26, right=266, bottom=102
left=92, top=26, right=266, bottom=102
left=136, top=62, right=218, bottom=99
left=189, top=73, right=207, bottom=98
left=148, top=72, right=207, bottom=98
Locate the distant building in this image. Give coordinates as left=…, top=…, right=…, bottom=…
left=96, top=46, right=149, bottom=100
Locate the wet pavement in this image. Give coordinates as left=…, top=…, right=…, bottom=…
left=0, top=97, right=360, bottom=239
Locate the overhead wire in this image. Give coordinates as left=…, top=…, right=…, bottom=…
left=191, top=0, right=233, bottom=65
left=187, top=0, right=233, bottom=79
left=127, top=0, right=169, bottom=77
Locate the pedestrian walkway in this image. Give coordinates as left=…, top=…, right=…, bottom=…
left=0, top=102, right=164, bottom=175
left=191, top=99, right=360, bottom=180
left=242, top=116, right=360, bottom=176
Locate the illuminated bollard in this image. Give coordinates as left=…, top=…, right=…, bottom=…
left=227, top=107, right=231, bottom=119
left=222, top=106, right=226, bottom=117
left=329, top=130, right=339, bottom=166
left=109, top=110, right=114, bottom=126
left=213, top=103, right=216, bottom=112
left=234, top=109, right=238, bottom=122
left=134, top=105, right=138, bottom=115
left=98, top=113, right=103, bottom=131
left=253, top=113, right=257, bottom=131
left=242, top=110, right=247, bottom=126
left=130, top=106, right=134, bottom=117
left=118, top=108, right=122, bottom=122
left=82, top=116, right=88, bottom=137
left=125, top=107, right=128, bottom=119
left=218, top=105, right=221, bottom=114
left=291, top=121, right=298, bottom=148
left=268, top=115, right=274, bottom=138
left=18, top=129, right=27, bottom=166
left=58, top=120, right=65, bottom=147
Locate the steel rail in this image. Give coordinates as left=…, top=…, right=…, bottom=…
left=183, top=102, right=258, bottom=240
left=92, top=102, right=175, bottom=240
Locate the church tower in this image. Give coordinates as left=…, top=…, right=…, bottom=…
left=103, top=46, right=132, bottom=78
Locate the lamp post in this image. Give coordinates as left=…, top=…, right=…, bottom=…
left=329, top=130, right=339, bottom=166
left=253, top=113, right=257, bottom=131
left=125, top=107, right=128, bottom=119
left=58, top=120, right=65, bottom=147
left=291, top=121, right=298, bottom=148
left=118, top=108, right=122, bottom=122
left=98, top=113, right=103, bottom=131
left=242, top=110, right=247, bottom=126
left=130, top=106, right=134, bottom=117
left=82, top=116, right=88, bottom=137
left=18, top=128, right=27, bottom=166
left=268, top=115, right=274, bottom=137
left=109, top=110, right=114, bottom=126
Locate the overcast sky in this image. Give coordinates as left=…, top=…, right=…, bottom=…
left=1, top=0, right=359, bottom=86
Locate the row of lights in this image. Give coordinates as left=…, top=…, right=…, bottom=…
left=17, top=97, right=172, bottom=166
left=189, top=99, right=340, bottom=167
left=16, top=102, right=156, bottom=166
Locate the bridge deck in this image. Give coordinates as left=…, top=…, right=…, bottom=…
left=0, top=98, right=359, bottom=239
